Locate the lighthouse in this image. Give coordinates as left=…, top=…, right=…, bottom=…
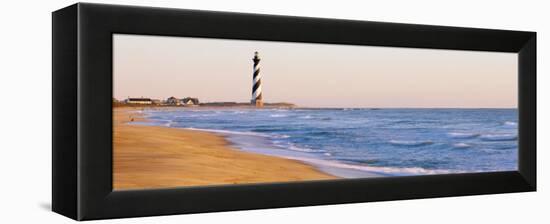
left=251, top=51, right=263, bottom=107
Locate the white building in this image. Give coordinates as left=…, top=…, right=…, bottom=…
left=125, top=98, right=152, bottom=105
left=166, top=96, right=180, bottom=105
left=181, top=97, right=199, bottom=106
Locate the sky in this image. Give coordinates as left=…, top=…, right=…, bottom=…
left=113, top=34, right=517, bottom=108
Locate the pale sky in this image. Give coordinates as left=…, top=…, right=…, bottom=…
left=113, top=34, right=517, bottom=108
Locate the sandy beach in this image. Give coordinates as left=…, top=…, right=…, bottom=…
left=113, top=108, right=336, bottom=190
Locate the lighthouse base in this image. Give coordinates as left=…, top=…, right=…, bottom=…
left=251, top=100, right=264, bottom=108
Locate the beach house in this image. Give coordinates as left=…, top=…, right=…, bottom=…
left=181, top=97, right=199, bottom=106
left=166, top=96, right=180, bottom=105
left=125, top=98, right=153, bottom=105
left=164, top=96, right=200, bottom=106
left=151, top=99, right=161, bottom=105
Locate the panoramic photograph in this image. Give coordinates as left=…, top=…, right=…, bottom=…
left=112, top=34, right=518, bottom=190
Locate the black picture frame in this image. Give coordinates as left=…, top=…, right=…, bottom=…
left=52, top=3, right=536, bottom=221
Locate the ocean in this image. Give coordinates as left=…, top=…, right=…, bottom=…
left=135, top=108, right=518, bottom=178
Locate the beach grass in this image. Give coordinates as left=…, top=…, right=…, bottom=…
left=113, top=107, right=336, bottom=190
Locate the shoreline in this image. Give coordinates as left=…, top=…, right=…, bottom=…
left=113, top=107, right=337, bottom=190
left=187, top=127, right=386, bottom=178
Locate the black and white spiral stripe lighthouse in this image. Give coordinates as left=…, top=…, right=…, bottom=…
left=251, top=51, right=263, bottom=107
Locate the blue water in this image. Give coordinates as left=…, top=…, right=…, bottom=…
left=137, top=108, right=518, bottom=177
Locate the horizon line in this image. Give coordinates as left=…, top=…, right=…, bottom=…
left=114, top=98, right=516, bottom=109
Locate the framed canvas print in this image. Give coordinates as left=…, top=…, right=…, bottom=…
left=52, top=3, right=536, bottom=221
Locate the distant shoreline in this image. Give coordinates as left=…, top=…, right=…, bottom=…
left=113, top=103, right=517, bottom=110
left=113, top=102, right=296, bottom=109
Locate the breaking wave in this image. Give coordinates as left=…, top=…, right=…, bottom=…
left=480, top=134, right=517, bottom=141
left=448, top=132, right=480, bottom=139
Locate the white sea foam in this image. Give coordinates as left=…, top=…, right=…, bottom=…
left=225, top=134, right=467, bottom=177
left=453, top=143, right=471, bottom=148
left=287, top=145, right=316, bottom=152
left=269, top=114, right=287, bottom=118
left=448, top=132, right=480, bottom=139
left=480, top=134, right=517, bottom=141
left=280, top=156, right=457, bottom=176
left=274, top=142, right=317, bottom=153
left=184, top=127, right=271, bottom=137
left=270, top=109, right=290, bottom=112
left=504, top=121, right=518, bottom=126
left=140, top=118, right=173, bottom=127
